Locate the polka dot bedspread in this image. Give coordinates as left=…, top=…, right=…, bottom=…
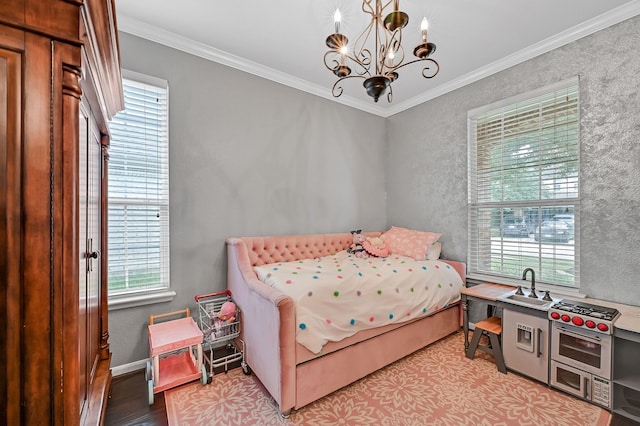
left=253, top=250, right=464, bottom=354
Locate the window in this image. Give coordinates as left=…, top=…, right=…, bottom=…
left=107, top=70, right=171, bottom=306
left=468, top=78, right=579, bottom=288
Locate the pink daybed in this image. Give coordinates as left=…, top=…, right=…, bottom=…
left=226, top=232, right=466, bottom=416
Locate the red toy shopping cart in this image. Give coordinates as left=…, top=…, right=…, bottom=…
left=194, top=290, right=249, bottom=382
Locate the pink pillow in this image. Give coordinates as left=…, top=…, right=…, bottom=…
left=381, top=226, right=442, bottom=260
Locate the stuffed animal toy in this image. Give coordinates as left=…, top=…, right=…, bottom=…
left=347, top=229, right=369, bottom=258
left=218, top=301, right=237, bottom=323
left=362, top=236, right=389, bottom=258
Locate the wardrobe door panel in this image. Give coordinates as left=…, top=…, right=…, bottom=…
left=78, top=99, right=103, bottom=420
left=22, top=33, right=57, bottom=424
left=87, top=107, right=102, bottom=392
left=0, top=40, right=22, bottom=426
left=78, top=102, right=89, bottom=415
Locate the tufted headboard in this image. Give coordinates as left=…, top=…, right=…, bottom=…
left=232, top=232, right=382, bottom=266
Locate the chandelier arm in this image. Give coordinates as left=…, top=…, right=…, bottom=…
left=381, top=0, right=394, bottom=12
left=354, top=18, right=376, bottom=64
left=378, top=3, right=402, bottom=74
left=354, top=48, right=372, bottom=74
left=332, top=75, right=366, bottom=98
left=323, top=51, right=342, bottom=72
left=389, top=58, right=440, bottom=78
left=353, top=63, right=372, bottom=77
left=375, top=26, right=384, bottom=75
left=362, top=0, right=375, bottom=15
left=362, top=0, right=394, bottom=17
left=375, top=1, right=384, bottom=75
left=382, top=28, right=405, bottom=72
left=366, top=0, right=394, bottom=13
left=386, top=83, right=393, bottom=103
left=421, top=59, right=440, bottom=79
left=324, top=48, right=373, bottom=78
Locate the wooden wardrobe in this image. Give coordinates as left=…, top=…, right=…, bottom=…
left=0, top=0, right=123, bottom=424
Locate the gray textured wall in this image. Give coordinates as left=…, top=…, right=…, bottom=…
left=110, top=33, right=387, bottom=366
left=387, top=16, right=640, bottom=303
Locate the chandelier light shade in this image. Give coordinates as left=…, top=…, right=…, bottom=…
left=324, top=0, right=439, bottom=103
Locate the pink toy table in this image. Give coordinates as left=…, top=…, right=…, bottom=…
left=146, top=313, right=205, bottom=405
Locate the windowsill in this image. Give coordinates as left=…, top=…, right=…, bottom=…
left=466, top=272, right=585, bottom=299
left=108, top=290, right=177, bottom=311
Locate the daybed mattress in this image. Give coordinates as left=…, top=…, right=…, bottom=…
left=254, top=250, right=464, bottom=354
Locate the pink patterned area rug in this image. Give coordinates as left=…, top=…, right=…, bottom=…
left=165, top=331, right=611, bottom=426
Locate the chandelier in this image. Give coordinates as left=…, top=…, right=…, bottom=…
left=324, top=0, right=439, bottom=103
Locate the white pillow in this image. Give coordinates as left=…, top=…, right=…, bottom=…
left=426, top=242, right=442, bottom=260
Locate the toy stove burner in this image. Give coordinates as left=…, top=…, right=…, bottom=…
left=548, top=299, right=619, bottom=334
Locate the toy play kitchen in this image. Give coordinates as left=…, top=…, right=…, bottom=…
left=497, top=293, right=619, bottom=409
left=486, top=266, right=620, bottom=409
left=548, top=299, right=619, bottom=408
left=468, top=275, right=640, bottom=422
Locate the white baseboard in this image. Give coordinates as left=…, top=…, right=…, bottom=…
left=111, top=359, right=149, bottom=377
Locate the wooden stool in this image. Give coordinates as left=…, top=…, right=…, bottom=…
left=466, top=316, right=506, bottom=374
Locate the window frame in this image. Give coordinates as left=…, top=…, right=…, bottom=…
left=107, top=70, right=174, bottom=309
left=467, top=78, right=580, bottom=291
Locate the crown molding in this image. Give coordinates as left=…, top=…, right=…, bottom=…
left=117, top=15, right=384, bottom=116
left=118, top=1, right=640, bottom=118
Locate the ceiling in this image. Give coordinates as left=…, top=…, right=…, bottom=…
left=115, top=0, right=640, bottom=117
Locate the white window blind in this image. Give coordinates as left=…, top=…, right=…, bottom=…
left=468, top=79, right=579, bottom=288
left=108, top=71, right=170, bottom=298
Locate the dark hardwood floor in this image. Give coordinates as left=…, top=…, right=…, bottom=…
left=106, top=347, right=241, bottom=425
left=105, top=370, right=168, bottom=426
left=612, top=413, right=640, bottom=426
